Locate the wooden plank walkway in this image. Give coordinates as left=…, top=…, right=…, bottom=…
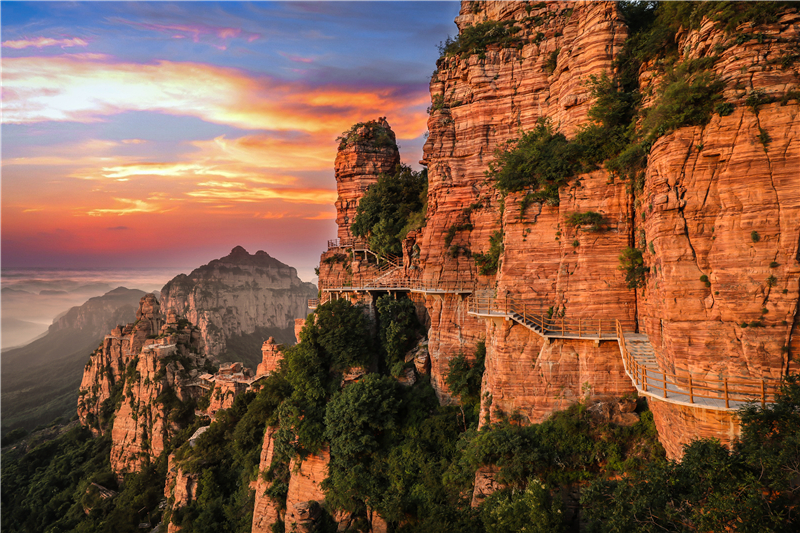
left=466, top=295, right=779, bottom=412
left=317, top=241, right=781, bottom=412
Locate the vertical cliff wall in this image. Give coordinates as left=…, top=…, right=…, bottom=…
left=334, top=118, right=401, bottom=242
left=413, top=0, right=636, bottom=415
left=635, top=8, right=800, bottom=455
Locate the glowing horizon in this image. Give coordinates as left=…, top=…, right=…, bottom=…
left=1, top=1, right=460, bottom=282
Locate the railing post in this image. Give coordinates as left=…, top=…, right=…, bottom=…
left=724, top=378, right=729, bottom=408
left=597, top=320, right=601, bottom=338
left=579, top=318, right=582, bottom=337
left=761, top=380, right=766, bottom=408
left=562, top=318, right=565, bottom=336
left=688, top=376, right=694, bottom=404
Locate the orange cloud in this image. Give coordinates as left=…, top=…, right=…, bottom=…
left=2, top=54, right=429, bottom=138
left=85, top=198, right=167, bottom=216
left=186, top=183, right=336, bottom=204
left=3, top=37, right=88, bottom=49
left=304, top=211, right=336, bottom=220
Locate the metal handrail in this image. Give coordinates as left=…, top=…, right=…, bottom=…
left=467, top=295, right=632, bottom=338
left=615, top=319, right=779, bottom=407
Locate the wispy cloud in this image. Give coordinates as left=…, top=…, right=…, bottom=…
left=278, top=51, right=315, bottom=64
left=186, top=183, right=336, bottom=205
left=3, top=36, right=88, bottom=49
left=86, top=198, right=165, bottom=216
left=109, top=17, right=260, bottom=48
left=2, top=54, right=430, bottom=138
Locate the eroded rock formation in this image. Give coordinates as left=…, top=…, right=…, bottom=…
left=334, top=118, right=401, bottom=242
left=77, top=294, right=209, bottom=474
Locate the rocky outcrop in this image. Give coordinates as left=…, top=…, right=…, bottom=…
left=334, top=118, right=401, bottom=241
left=252, top=427, right=282, bottom=533
left=257, top=337, right=282, bottom=376
left=77, top=294, right=208, bottom=474
left=164, top=453, right=200, bottom=533
left=206, top=362, right=253, bottom=415
left=285, top=449, right=330, bottom=533
left=160, top=246, right=317, bottom=359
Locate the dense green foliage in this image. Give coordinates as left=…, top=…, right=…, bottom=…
left=438, top=20, right=522, bottom=61
left=481, top=479, right=565, bottom=533
left=168, top=383, right=288, bottom=532
left=1, top=424, right=174, bottom=533
left=582, top=377, right=800, bottom=532
left=619, top=247, right=649, bottom=289
left=351, top=165, right=427, bottom=257
left=488, top=119, right=582, bottom=201
left=445, top=341, right=486, bottom=415
left=565, top=211, right=605, bottom=231
left=376, top=295, right=421, bottom=376
left=337, top=120, right=397, bottom=151
left=282, top=299, right=374, bottom=453
left=473, top=231, right=504, bottom=275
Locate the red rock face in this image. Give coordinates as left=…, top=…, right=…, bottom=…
left=257, top=337, right=283, bottom=376
left=164, top=453, right=200, bottom=533
left=312, top=0, right=799, bottom=482
left=285, top=449, right=330, bottom=533
left=415, top=1, right=634, bottom=407
left=252, top=427, right=282, bottom=533
left=648, top=400, right=740, bottom=460
left=635, top=10, right=800, bottom=452
left=77, top=294, right=208, bottom=474
left=334, top=118, right=400, bottom=241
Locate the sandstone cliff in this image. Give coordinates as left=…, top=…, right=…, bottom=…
left=77, top=295, right=209, bottom=474
left=160, top=246, right=317, bottom=364
left=334, top=118, right=401, bottom=242
left=414, top=0, right=635, bottom=416
left=317, top=0, right=799, bottom=459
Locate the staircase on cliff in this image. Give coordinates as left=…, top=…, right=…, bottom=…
left=466, top=294, right=780, bottom=412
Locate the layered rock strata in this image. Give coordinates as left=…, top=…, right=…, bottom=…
left=285, top=449, right=331, bottom=533
left=252, top=427, right=282, bottom=533
left=77, top=294, right=208, bottom=474
left=334, top=118, right=401, bottom=241
left=318, top=0, right=799, bottom=463
left=634, top=8, right=800, bottom=456
left=161, top=246, right=316, bottom=358
left=412, top=0, right=635, bottom=411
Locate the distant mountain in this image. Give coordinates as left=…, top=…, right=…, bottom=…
left=161, top=246, right=317, bottom=367
left=1, top=287, right=146, bottom=432
left=1, top=318, right=47, bottom=349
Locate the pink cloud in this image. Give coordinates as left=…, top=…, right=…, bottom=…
left=110, top=18, right=260, bottom=46
left=3, top=37, right=88, bottom=49
left=2, top=54, right=431, bottom=138
left=279, top=51, right=315, bottom=64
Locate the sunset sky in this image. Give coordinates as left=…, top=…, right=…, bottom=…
left=2, top=1, right=460, bottom=281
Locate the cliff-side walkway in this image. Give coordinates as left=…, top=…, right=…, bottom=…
left=467, top=295, right=781, bottom=412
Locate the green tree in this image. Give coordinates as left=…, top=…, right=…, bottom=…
left=351, top=165, right=427, bottom=256
left=376, top=295, right=420, bottom=376
left=323, top=374, right=401, bottom=515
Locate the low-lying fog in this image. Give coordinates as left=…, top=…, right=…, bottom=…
left=1, top=267, right=189, bottom=350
